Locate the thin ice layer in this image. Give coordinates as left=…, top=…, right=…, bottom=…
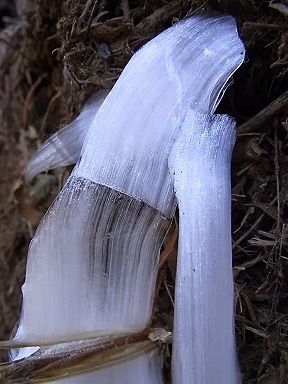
left=15, top=177, right=170, bottom=342
left=75, top=14, right=245, bottom=218
left=169, top=111, right=240, bottom=383
left=50, top=351, right=163, bottom=384
left=25, top=91, right=108, bottom=182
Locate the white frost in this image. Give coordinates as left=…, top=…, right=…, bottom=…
left=25, top=91, right=108, bottom=182
left=169, top=111, right=241, bottom=384
left=75, top=14, right=245, bottom=218
left=11, top=13, right=245, bottom=384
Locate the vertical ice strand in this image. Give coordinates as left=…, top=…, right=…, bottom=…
left=169, top=112, right=240, bottom=384
left=9, top=179, right=169, bottom=383
left=16, top=179, right=170, bottom=341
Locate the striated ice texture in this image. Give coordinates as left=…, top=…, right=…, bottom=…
left=50, top=352, right=163, bottom=384
left=169, top=111, right=241, bottom=384
left=26, top=15, right=244, bottom=218
left=12, top=13, right=244, bottom=384
left=74, top=14, right=245, bottom=218
left=12, top=178, right=169, bottom=381
left=16, top=177, right=170, bottom=341
left=25, top=91, right=108, bottom=182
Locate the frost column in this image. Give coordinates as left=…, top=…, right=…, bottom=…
left=169, top=111, right=241, bottom=384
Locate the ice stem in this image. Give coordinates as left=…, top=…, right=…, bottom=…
left=170, top=110, right=241, bottom=384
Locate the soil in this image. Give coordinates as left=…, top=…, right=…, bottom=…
left=0, top=1, right=287, bottom=383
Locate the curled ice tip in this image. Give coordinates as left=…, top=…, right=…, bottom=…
left=164, top=14, right=245, bottom=111
left=75, top=14, right=245, bottom=217
left=25, top=90, right=108, bottom=183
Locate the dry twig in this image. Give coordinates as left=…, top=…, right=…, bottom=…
left=238, top=90, right=288, bottom=134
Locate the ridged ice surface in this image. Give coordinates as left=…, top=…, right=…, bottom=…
left=15, top=177, right=169, bottom=342
left=74, top=14, right=245, bottom=218
left=12, top=13, right=245, bottom=383
left=51, top=352, right=163, bottom=384
left=25, top=91, right=107, bottom=182
left=169, top=110, right=240, bottom=384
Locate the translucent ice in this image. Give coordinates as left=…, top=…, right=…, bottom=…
left=16, top=178, right=170, bottom=341
left=26, top=15, right=244, bottom=218
left=74, top=14, right=245, bottom=217
left=9, top=13, right=244, bottom=384
left=169, top=111, right=241, bottom=384
left=25, top=91, right=108, bottom=182
left=51, top=352, right=163, bottom=384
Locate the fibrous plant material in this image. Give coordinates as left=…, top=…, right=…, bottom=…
left=238, top=88, right=288, bottom=134
left=1, top=329, right=164, bottom=383
left=5, top=13, right=245, bottom=383
left=169, top=112, right=240, bottom=384
left=269, top=0, right=288, bottom=16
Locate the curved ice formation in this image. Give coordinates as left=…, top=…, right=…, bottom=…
left=75, top=14, right=245, bottom=218
left=25, top=91, right=108, bottom=182
left=169, top=111, right=241, bottom=384
left=10, top=13, right=245, bottom=383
